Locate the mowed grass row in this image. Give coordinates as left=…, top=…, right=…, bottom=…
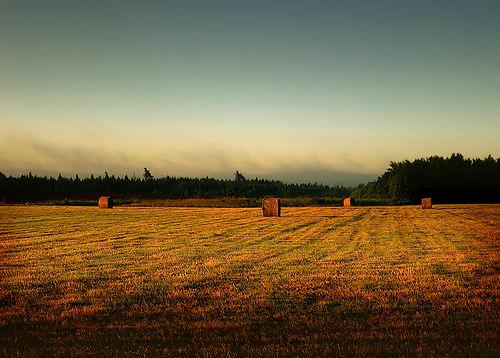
left=0, top=205, right=499, bottom=356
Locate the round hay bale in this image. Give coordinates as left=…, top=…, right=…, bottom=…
left=421, top=197, right=432, bottom=209
left=343, top=197, right=355, bottom=206
left=98, top=196, right=113, bottom=209
left=262, top=198, right=281, bottom=217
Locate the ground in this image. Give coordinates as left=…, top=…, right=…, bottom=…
left=0, top=205, right=499, bottom=356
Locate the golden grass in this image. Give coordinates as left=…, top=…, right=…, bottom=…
left=1, top=205, right=499, bottom=356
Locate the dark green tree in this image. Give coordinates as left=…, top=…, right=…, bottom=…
left=234, top=170, right=246, bottom=182
left=143, top=168, right=153, bottom=181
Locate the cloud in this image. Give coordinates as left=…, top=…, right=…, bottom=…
left=0, top=133, right=377, bottom=185
left=257, top=166, right=377, bottom=186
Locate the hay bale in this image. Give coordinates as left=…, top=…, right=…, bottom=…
left=421, top=197, right=432, bottom=209
left=262, top=198, right=281, bottom=217
left=98, top=196, right=113, bottom=209
left=343, top=197, right=355, bottom=206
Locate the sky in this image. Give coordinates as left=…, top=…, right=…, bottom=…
left=1, top=0, right=499, bottom=185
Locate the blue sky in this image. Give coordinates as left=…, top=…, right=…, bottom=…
left=1, top=0, right=499, bottom=185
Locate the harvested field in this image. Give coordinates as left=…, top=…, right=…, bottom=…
left=0, top=205, right=499, bottom=356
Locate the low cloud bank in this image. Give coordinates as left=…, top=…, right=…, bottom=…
left=0, top=135, right=377, bottom=186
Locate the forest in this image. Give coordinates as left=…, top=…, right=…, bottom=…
left=352, top=153, right=500, bottom=203
left=0, top=169, right=349, bottom=203
left=1, top=154, right=499, bottom=204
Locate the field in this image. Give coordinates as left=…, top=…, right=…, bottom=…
left=1, top=205, right=499, bottom=356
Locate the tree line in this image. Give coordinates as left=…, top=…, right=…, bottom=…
left=2, top=154, right=498, bottom=204
left=352, top=153, right=500, bottom=204
left=0, top=170, right=351, bottom=203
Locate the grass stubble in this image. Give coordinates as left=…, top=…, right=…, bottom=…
left=0, top=204, right=499, bottom=356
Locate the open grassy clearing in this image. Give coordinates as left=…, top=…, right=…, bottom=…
left=0, top=205, right=499, bottom=356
